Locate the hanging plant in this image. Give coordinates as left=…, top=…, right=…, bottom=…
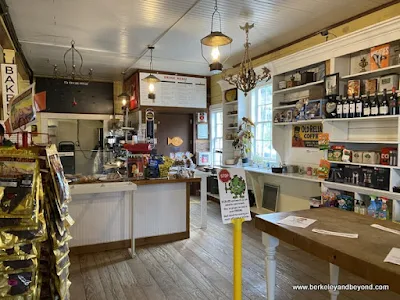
left=233, top=117, right=254, bottom=159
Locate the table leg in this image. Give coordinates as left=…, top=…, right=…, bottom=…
left=200, top=177, right=207, bottom=229
left=129, top=190, right=136, bottom=258
left=329, top=263, right=340, bottom=300
left=262, top=232, right=279, bottom=300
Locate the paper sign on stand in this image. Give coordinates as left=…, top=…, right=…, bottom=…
left=217, top=168, right=252, bottom=224
left=217, top=168, right=251, bottom=300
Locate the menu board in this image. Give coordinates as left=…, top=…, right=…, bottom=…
left=139, top=72, right=207, bottom=108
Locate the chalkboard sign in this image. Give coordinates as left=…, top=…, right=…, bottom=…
left=35, top=77, right=114, bottom=114
left=262, top=183, right=279, bottom=212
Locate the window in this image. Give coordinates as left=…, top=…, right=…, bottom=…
left=210, top=106, right=223, bottom=166
left=250, top=84, right=277, bottom=164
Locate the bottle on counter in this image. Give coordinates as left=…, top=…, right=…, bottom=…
left=342, top=95, right=350, bottom=118
left=379, top=89, right=389, bottom=115
left=367, top=196, right=377, bottom=218
left=390, top=87, right=398, bottom=115
left=375, top=197, right=382, bottom=219
left=379, top=198, right=389, bottom=220
left=363, top=92, right=371, bottom=117
left=359, top=201, right=367, bottom=215
left=349, top=94, right=355, bottom=118
left=370, top=92, right=379, bottom=116
left=336, top=95, right=343, bottom=118
left=354, top=200, right=360, bottom=214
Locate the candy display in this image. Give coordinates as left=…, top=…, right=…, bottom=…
left=0, top=146, right=74, bottom=300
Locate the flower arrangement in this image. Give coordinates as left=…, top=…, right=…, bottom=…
left=232, top=117, right=254, bottom=163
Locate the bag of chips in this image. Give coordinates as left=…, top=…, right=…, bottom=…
left=0, top=243, right=38, bottom=258
left=46, top=145, right=71, bottom=207
left=0, top=149, right=40, bottom=221
left=1, top=213, right=47, bottom=249
left=0, top=257, right=37, bottom=272
left=0, top=270, right=35, bottom=297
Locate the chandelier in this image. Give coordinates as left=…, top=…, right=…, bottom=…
left=50, top=40, right=93, bottom=82
left=223, top=23, right=271, bottom=96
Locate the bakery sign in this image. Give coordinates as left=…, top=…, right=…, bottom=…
left=1, top=64, right=19, bottom=119
left=292, top=123, right=323, bottom=148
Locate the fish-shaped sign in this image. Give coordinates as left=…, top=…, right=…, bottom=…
left=168, top=137, right=183, bottom=147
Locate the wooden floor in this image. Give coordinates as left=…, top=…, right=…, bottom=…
left=70, top=201, right=400, bottom=300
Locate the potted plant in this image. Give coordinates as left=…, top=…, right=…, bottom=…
left=232, top=117, right=254, bottom=166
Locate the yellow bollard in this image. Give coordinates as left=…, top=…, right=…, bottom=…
left=232, top=218, right=244, bottom=300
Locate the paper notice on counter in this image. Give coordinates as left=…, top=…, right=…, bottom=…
left=384, top=248, right=400, bottom=266
left=277, top=216, right=316, bottom=228
left=312, top=229, right=358, bottom=238
left=371, top=224, right=400, bottom=236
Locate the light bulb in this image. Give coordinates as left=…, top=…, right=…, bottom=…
left=211, top=47, right=220, bottom=62
left=122, top=99, right=127, bottom=106
left=149, top=83, right=155, bottom=93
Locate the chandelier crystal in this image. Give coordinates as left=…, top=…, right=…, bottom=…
left=50, top=40, right=93, bottom=82
left=223, top=23, right=271, bottom=96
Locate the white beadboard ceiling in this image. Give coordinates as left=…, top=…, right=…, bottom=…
left=6, top=0, right=392, bottom=80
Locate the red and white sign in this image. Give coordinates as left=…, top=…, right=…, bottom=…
left=197, top=112, right=207, bottom=123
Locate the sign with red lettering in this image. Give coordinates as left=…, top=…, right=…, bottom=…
left=1, top=64, right=19, bottom=119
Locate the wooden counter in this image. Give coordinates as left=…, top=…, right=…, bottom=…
left=133, top=177, right=201, bottom=185
left=255, top=208, right=400, bottom=299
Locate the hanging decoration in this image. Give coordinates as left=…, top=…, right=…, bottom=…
left=142, top=46, right=160, bottom=101
left=117, top=72, right=130, bottom=107
left=223, top=23, right=271, bottom=96
left=200, top=0, right=232, bottom=73
left=49, top=40, right=93, bottom=82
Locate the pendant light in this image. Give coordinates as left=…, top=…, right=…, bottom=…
left=142, top=46, right=160, bottom=100
left=118, top=72, right=130, bottom=108
left=201, top=0, right=232, bottom=74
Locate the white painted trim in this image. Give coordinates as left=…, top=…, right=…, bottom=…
left=39, top=112, right=123, bottom=121
left=209, top=103, right=222, bottom=111
left=255, top=16, right=400, bottom=76
left=217, top=79, right=236, bottom=92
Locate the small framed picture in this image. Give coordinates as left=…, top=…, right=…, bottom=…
left=324, top=73, right=339, bottom=96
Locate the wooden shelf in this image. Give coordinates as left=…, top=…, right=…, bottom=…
left=226, top=114, right=238, bottom=117
left=274, top=119, right=323, bottom=126
left=323, top=181, right=400, bottom=199
left=330, top=139, right=398, bottom=144
left=341, top=64, right=400, bottom=80
left=244, top=167, right=324, bottom=183
left=324, top=115, right=399, bottom=122
left=273, top=80, right=324, bottom=95
left=273, top=104, right=296, bottom=110
left=328, top=161, right=399, bottom=169
left=224, top=100, right=238, bottom=105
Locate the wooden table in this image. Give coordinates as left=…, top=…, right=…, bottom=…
left=255, top=208, right=400, bottom=299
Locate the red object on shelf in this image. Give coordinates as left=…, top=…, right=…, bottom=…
left=123, top=143, right=151, bottom=154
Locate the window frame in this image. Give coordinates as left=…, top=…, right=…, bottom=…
left=249, top=83, right=277, bottom=165
left=209, top=104, right=223, bottom=166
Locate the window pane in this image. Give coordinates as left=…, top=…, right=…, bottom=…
left=216, top=126, right=222, bottom=138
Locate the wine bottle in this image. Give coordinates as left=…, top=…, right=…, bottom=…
left=355, top=94, right=363, bottom=118
left=336, top=95, right=343, bottom=118
left=379, top=89, right=389, bottom=115
left=371, top=92, right=379, bottom=116
left=342, top=95, right=350, bottom=118
left=390, top=87, right=397, bottom=115
left=349, top=93, right=355, bottom=118
left=363, top=92, right=371, bottom=117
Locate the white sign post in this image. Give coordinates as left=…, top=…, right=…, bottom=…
left=217, top=168, right=252, bottom=224
left=1, top=64, right=18, bottom=120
